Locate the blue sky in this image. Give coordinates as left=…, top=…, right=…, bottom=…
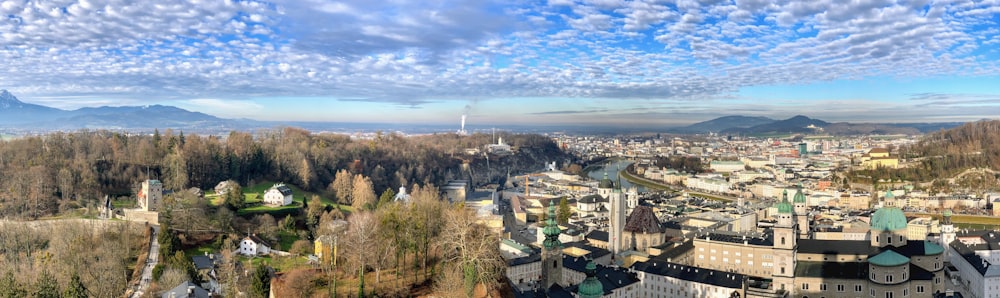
left=1, top=0, right=999, bottom=126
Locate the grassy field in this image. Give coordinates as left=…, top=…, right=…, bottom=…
left=907, top=212, right=1000, bottom=229
left=205, top=180, right=353, bottom=216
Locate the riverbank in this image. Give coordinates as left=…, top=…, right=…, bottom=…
left=619, top=164, right=734, bottom=202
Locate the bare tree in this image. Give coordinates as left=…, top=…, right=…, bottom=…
left=343, top=211, right=379, bottom=297
left=329, top=169, right=353, bottom=205
left=437, top=207, right=505, bottom=297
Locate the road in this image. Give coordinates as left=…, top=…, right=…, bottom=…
left=130, top=225, right=160, bottom=298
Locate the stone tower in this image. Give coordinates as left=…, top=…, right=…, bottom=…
left=608, top=180, right=626, bottom=256
left=793, top=187, right=809, bottom=239
left=772, top=190, right=797, bottom=292
left=541, top=200, right=564, bottom=290
left=138, top=179, right=162, bottom=211
left=940, top=209, right=956, bottom=259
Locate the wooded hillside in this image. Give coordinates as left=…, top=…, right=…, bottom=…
left=0, top=128, right=567, bottom=219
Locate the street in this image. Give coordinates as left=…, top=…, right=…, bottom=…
left=130, top=225, right=160, bottom=298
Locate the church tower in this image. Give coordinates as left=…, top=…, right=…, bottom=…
left=577, top=260, right=604, bottom=298
left=597, top=172, right=614, bottom=199
left=793, top=187, right=809, bottom=239
left=609, top=179, right=626, bottom=256
left=773, top=190, right=797, bottom=292
left=541, top=200, right=564, bottom=290
left=940, top=209, right=956, bottom=259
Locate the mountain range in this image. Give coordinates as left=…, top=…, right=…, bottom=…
left=672, top=115, right=964, bottom=135
left=0, top=90, right=248, bottom=132
left=0, top=90, right=969, bottom=135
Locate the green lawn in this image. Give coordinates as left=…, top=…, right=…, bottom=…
left=237, top=201, right=304, bottom=217
left=242, top=255, right=310, bottom=272
left=276, top=230, right=300, bottom=251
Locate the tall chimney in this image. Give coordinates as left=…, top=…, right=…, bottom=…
left=461, top=114, right=466, bottom=132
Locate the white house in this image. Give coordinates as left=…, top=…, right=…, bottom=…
left=263, top=183, right=293, bottom=206
left=239, top=235, right=271, bottom=256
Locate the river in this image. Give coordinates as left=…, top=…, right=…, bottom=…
left=586, top=159, right=645, bottom=192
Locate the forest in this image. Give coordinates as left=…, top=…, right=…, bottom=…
left=853, top=120, right=1000, bottom=190
left=0, top=127, right=566, bottom=219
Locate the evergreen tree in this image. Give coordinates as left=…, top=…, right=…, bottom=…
left=63, top=273, right=88, bottom=298
left=250, top=265, right=270, bottom=298
left=33, top=270, right=60, bottom=298
left=557, top=197, right=571, bottom=224
left=377, top=188, right=396, bottom=209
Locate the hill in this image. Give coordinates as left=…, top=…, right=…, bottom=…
left=852, top=120, right=1000, bottom=186
left=671, top=115, right=774, bottom=133
left=0, top=89, right=68, bottom=123
left=722, top=115, right=828, bottom=134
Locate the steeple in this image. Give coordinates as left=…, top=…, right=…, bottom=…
left=542, top=200, right=562, bottom=250
left=540, top=200, right=564, bottom=290
left=577, top=260, right=603, bottom=298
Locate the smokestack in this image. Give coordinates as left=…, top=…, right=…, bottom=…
left=461, top=114, right=466, bottom=132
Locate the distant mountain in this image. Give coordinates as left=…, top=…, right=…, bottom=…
left=0, top=89, right=68, bottom=124
left=0, top=90, right=246, bottom=131
left=671, top=115, right=775, bottom=133
left=723, top=115, right=829, bottom=134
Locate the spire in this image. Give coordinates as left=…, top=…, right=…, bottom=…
left=943, top=209, right=953, bottom=225
left=615, top=164, right=623, bottom=191
left=577, top=259, right=603, bottom=298
left=542, top=200, right=562, bottom=250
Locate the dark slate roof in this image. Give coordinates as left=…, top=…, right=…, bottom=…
left=508, top=252, right=542, bottom=266
left=512, top=283, right=575, bottom=298
left=795, top=261, right=868, bottom=280
left=910, top=264, right=935, bottom=281
left=160, top=281, right=210, bottom=298
left=652, top=240, right=694, bottom=262
left=578, top=194, right=606, bottom=204
left=273, top=184, right=293, bottom=196
left=701, top=231, right=773, bottom=246
left=631, top=260, right=744, bottom=289
left=586, top=230, right=609, bottom=242
left=594, top=265, right=640, bottom=293
left=798, top=239, right=874, bottom=255
left=886, top=240, right=945, bottom=257
left=951, top=240, right=989, bottom=275
left=246, top=234, right=270, bottom=247
left=191, top=255, right=216, bottom=270
left=623, top=206, right=663, bottom=234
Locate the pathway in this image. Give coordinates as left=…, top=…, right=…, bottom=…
left=130, top=225, right=160, bottom=298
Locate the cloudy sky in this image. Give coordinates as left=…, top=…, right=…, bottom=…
left=1, top=0, right=998, bottom=126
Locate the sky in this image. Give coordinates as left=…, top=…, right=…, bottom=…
left=1, top=0, right=999, bottom=127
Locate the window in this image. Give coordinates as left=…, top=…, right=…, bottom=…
left=876, top=235, right=880, bottom=242
left=871, top=289, right=875, bottom=297
left=837, top=284, right=845, bottom=292
left=820, top=284, right=827, bottom=291
left=723, top=258, right=729, bottom=263
left=802, top=283, right=809, bottom=290
left=781, top=237, right=786, bottom=245
left=781, top=267, right=785, bottom=274
left=553, top=261, right=557, bottom=268
left=886, top=292, right=893, bottom=298
left=903, top=288, right=908, bottom=296
left=856, top=284, right=863, bottom=292
left=916, top=286, right=924, bottom=293
left=886, top=275, right=893, bottom=283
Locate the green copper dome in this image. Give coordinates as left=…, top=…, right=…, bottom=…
left=793, top=188, right=807, bottom=204
left=598, top=172, right=614, bottom=189
left=868, top=250, right=910, bottom=267
left=776, top=196, right=793, bottom=214
left=884, top=190, right=895, bottom=199
left=943, top=209, right=952, bottom=217
left=542, top=201, right=562, bottom=249
left=871, top=207, right=907, bottom=231
left=577, top=260, right=603, bottom=298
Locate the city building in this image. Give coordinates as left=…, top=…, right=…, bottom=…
left=263, top=183, right=293, bottom=206
left=138, top=179, right=162, bottom=211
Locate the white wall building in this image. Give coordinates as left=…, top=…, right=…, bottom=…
left=239, top=235, right=271, bottom=256
left=263, top=183, right=293, bottom=206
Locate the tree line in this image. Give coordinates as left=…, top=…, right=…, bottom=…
left=0, top=128, right=558, bottom=219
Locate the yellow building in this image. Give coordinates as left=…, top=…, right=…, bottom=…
left=861, top=148, right=899, bottom=169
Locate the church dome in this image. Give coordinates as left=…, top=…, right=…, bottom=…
left=577, top=260, right=603, bottom=298
left=871, top=207, right=907, bottom=231
left=793, top=189, right=807, bottom=203
left=884, top=190, right=895, bottom=199
left=776, top=198, right=793, bottom=214
left=598, top=172, right=614, bottom=189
